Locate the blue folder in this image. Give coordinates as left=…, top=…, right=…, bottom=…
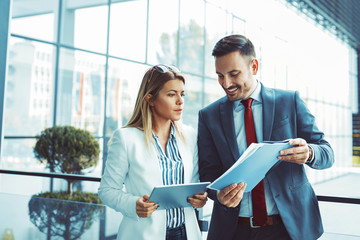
left=207, top=141, right=291, bottom=192
left=149, top=182, right=210, bottom=210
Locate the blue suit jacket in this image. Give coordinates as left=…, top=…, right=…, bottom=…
left=198, top=83, right=334, bottom=240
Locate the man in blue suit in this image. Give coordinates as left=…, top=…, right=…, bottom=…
left=198, top=34, right=334, bottom=240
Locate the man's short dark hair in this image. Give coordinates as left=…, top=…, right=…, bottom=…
left=212, top=34, right=256, bottom=59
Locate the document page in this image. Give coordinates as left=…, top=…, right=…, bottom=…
left=207, top=141, right=290, bottom=192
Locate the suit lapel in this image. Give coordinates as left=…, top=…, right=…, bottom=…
left=220, top=99, right=240, bottom=162
left=147, top=138, right=164, bottom=186
left=218, top=84, right=275, bottom=160
left=261, top=84, right=275, bottom=141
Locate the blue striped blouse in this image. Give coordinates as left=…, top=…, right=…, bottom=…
left=152, top=124, right=185, bottom=229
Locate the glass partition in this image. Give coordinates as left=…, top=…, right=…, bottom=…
left=0, top=192, right=119, bottom=240
left=147, top=0, right=179, bottom=66
left=57, top=48, right=106, bottom=137
left=61, top=0, right=108, bottom=53
left=11, top=0, right=59, bottom=42
left=109, top=0, right=147, bottom=62
left=4, top=37, right=55, bottom=136
left=105, top=58, right=148, bottom=135
left=1, top=2, right=359, bottom=234
left=179, top=0, right=205, bottom=76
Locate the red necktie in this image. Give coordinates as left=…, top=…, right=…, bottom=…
left=242, top=98, right=267, bottom=226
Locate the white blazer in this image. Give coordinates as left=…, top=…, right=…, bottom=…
left=98, top=125, right=202, bottom=240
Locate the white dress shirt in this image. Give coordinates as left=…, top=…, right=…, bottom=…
left=233, top=81, right=280, bottom=217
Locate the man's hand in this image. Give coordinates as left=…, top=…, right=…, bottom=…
left=217, top=183, right=247, bottom=208
left=277, top=138, right=311, bottom=165
left=136, top=194, right=158, bottom=218
left=188, top=192, right=208, bottom=208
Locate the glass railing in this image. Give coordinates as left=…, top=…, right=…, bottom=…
left=0, top=192, right=120, bottom=240
left=0, top=170, right=359, bottom=239
left=314, top=172, right=360, bottom=239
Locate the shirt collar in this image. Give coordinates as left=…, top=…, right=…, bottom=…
left=233, top=80, right=262, bottom=111
left=249, top=80, right=262, bottom=103
left=152, top=122, right=176, bottom=140
left=169, top=122, right=176, bottom=139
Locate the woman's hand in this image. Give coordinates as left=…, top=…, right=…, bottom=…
left=136, top=194, right=159, bottom=218
left=187, top=192, right=208, bottom=208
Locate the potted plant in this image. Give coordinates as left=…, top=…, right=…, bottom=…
left=29, top=125, right=103, bottom=239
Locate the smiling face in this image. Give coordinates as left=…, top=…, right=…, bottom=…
left=149, top=79, right=185, bottom=124
left=215, top=51, right=258, bottom=101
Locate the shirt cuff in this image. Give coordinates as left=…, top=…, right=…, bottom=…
left=306, top=145, right=314, bottom=164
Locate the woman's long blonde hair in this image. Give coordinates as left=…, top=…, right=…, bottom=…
left=124, top=66, right=186, bottom=147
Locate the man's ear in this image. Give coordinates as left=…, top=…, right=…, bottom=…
left=145, top=94, right=154, bottom=106
left=251, top=59, right=259, bottom=75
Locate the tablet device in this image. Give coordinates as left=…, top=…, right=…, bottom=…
left=149, top=182, right=210, bottom=210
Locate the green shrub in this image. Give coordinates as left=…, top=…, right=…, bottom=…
left=34, top=191, right=103, bottom=204
left=33, top=126, right=100, bottom=194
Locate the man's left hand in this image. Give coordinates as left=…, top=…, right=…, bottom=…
left=277, top=138, right=310, bottom=165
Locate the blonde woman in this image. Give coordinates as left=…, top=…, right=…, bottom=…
left=98, top=65, right=207, bottom=240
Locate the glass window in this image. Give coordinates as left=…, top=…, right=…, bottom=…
left=61, top=0, right=108, bottom=53
left=182, top=74, right=203, bottom=129
left=259, top=34, right=289, bottom=89
left=147, top=0, right=179, bottom=65
left=57, top=48, right=106, bottom=137
left=2, top=1, right=359, bottom=222
left=106, top=58, right=148, bottom=136
left=109, top=0, right=147, bottom=61
left=0, top=138, right=42, bottom=171
left=203, top=77, right=224, bottom=107
left=4, top=37, right=54, bottom=136
left=81, top=138, right=103, bottom=182
left=11, top=0, right=58, bottom=42
left=179, top=0, right=205, bottom=75
left=204, top=2, right=227, bottom=78
left=232, top=16, right=246, bottom=34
